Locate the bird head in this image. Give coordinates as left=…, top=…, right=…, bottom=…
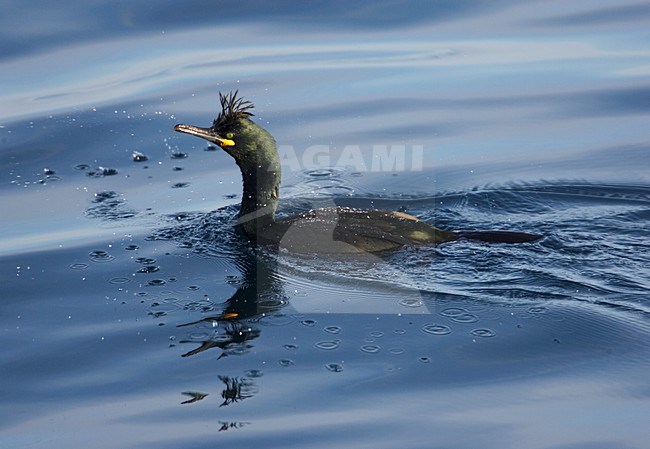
left=174, top=91, right=277, bottom=171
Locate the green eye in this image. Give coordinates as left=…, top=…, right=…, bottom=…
left=226, top=132, right=234, bottom=139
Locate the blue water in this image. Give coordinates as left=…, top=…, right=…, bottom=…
left=2, top=2, right=650, bottom=448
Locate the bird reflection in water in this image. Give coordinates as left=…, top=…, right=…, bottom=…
left=176, top=247, right=284, bottom=359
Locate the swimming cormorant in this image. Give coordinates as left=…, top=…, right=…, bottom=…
left=174, top=91, right=541, bottom=253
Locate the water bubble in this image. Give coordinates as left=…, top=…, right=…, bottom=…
left=256, top=314, right=294, bottom=326
left=422, top=323, right=451, bottom=335
left=136, top=266, right=160, bottom=274
left=360, top=345, right=381, bottom=354
left=301, top=319, right=317, bottom=327
left=471, top=328, right=496, bottom=338
left=278, top=359, right=294, bottom=367
left=324, top=326, right=341, bottom=334
left=325, top=363, right=343, bottom=372
left=315, top=340, right=340, bottom=351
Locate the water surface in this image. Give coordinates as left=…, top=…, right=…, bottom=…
left=1, top=2, right=649, bottom=448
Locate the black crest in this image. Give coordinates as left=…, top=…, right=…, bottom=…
left=213, top=91, right=255, bottom=130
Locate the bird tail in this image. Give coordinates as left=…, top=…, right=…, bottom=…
left=456, top=230, right=543, bottom=244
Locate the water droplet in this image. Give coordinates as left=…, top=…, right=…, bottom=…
left=124, top=244, right=139, bottom=251
left=188, top=331, right=209, bottom=340
left=135, top=257, right=156, bottom=264
left=171, top=152, right=188, bottom=159
left=399, top=298, right=423, bottom=308
left=369, top=331, right=384, bottom=338
left=257, top=295, right=287, bottom=309
left=360, top=345, right=381, bottom=354
left=315, top=340, right=340, bottom=351
left=245, top=369, right=263, bottom=378
left=69, top=263, right=89, bottom=270
left=301, top=319, right=317, bottom=327
left=171, top=182, right=189, bottom=189
left=422, top=323, right=451, bottom=335
left=440, top=307, right=467, bottom=317
left=278, top=359, right=294, bottom=367
left=89, top=250, right=114, bottom=263
left=419, top=357, right=432, bottom=363
left=471, top=328, right=496, bottom=338
left=528, top=306, right=547, bottom=314
left=450, top=313, right=479, bottom=323
left=109, top=277, right=130, bottom=284
left=132, top=151, right=148, bottom=162
left=389, top=348, right=405, bottom=355
left=324, top=326, right=341, bottom=334
left=146, top=302, right=180, bottom=317
left=305, top=168, right=335, bottom=177
left=225, top=275, right=239, bottom=284
left=255, top=314, right=294, bottom=326
left=147, top=279, right=166, bottom=286
left=87, top=167, right=118, bottom=178
left=325, top=363, right=343, bottom=372
left=393, top=329, right=406, bottom=335
left=136, top=266, right=160, bottom=274
left=283, top=344, right=298, bottom=351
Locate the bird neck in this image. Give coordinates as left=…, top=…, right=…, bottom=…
left=235, top=154, right=281, bottom=237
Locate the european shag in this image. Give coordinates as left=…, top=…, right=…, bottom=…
left=174, top=91, right=541, bottom=253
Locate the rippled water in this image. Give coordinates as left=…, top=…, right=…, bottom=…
left=2, top=2, right=650, bottom=448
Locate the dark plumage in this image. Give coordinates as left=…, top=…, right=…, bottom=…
left=174, top=92, right=542, bottom=253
